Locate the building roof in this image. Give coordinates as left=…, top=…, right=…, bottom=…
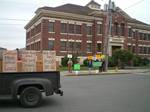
left=26, top=2, right=150, bottom=29
left=39, top=3, right=94, bottom=16
left=0, top=47, right=6, bottom=50
left=86, top=0, right=101, bottom=6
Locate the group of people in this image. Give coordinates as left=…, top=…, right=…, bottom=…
left=67, top=58, right=105, bottom=73
left=88, top=59, right=105, bottom=73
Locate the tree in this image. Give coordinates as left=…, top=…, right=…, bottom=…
left=112, top=49, right=133, bottom=68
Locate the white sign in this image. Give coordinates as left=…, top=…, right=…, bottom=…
left=3, top=51, right=17, bottom=72
left=43, top=51, right=56, bottom=71
left=67, top=54, right=72, bottom=58
left=22, top=50, right=36, bottom=72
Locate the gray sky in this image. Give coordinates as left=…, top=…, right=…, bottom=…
left=0, top=0, right=150, bottom=50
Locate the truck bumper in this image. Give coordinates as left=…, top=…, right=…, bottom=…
left=55, top=89, right=63, bottom=96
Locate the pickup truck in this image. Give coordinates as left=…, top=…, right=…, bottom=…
left=0, top=71, right=63, bottom=107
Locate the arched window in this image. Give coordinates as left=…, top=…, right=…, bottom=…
left=120, top=23, right=125, bottom=36
left=114, top=22, right=119, bottom=35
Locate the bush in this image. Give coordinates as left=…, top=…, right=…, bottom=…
left=61, top=56, right=69, bottom=67
left=108, top=56, right=116, bottom=67
left=112, top=49, right=133, bottom=68
left=83, top=58, right=88, bottom=66
left=141, top=58, right=150, bottom=66
left=132, top=55, right=141, bottom=66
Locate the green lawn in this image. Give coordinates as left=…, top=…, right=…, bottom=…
left=58, top=65, right=150, bottom=71
left=58, top=66, right=116, bottom=71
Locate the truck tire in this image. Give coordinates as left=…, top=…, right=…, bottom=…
left=19, top=87, right=42, bottom=107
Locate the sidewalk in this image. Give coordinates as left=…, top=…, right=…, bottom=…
left=60, top=69, right=150, bottom=76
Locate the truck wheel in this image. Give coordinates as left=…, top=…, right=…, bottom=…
left=20, top=87, right=42, bottom=107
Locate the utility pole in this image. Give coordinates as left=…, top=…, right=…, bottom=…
left=103, top=0, right=114, bottom=71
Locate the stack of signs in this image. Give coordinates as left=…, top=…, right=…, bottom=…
left=3, top=51, right=17, bottom=72
left=43, top=51, right=56, bottom=71
left=22, top=51, right=36, bottom=72
left=36, top=51, right=43, bottom=72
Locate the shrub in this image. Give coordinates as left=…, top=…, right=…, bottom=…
left=61, top=56, right=69, bottom=67
left=132, top=55, right=141, bottom=66
left=83, top=58, right=88, bottom=66
left=108, top=56, right=116, bottom=67
left=112, top=49, right=133, bottom=68
left=141, top=58, right=150, bottom=66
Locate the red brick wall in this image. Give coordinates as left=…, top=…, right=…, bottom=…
left=26, top=14, right=150, bottom=58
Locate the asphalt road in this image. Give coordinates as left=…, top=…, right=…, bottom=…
left=0, top=72, right=150, bottom=112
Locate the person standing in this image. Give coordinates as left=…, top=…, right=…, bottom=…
left=88, top=60, right=93, bottom=74
left=68, top=59, right=73, bottom=73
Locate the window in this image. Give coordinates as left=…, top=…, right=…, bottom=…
left=114, top=22, right=119, bottom=35
left=144, top=33, right=147, bottom=40
left=120, top=23, right=125, bottom=36
left=48, top=22, right=54, bottom=32
left=128, top=28, right=132, bottom=37
left=148, top=34, right=150, bottom=41
left=132, top=46, right=135, bottom=53
left=75, top=42, right=81, bottom=51
left=144, top=47, right=147, bottom=54
left=60, top=41, right=67, bottom=51
left=97, top=24, right=102, bottom=34
left=31, top=28, right=34, bottom=37
left=97, top=43, right=101, bottom=52
left=76, top=25, right=81, bottom=34
left=27, top=32, right=30, bottom=39
left=69, top=24, right=75, bottom=34
left=87, top=26, right=92, bottom=35
left=87, top=43, right=92, bottom=52
left=37, top=41, right=41, bottom=50
left=48, top=40, right=54, bottom=50
left=133, top=32, right=136, bottom=39
left=68, top=42, right=75, bottom=51
left=61, top=23, right=67, bottom=33
left=36, top=23, right=41, bottom=34
left=139, top=47, right=142, bottom=53
left=139, top=33, right=143, bottom=40
left=149, top=47, right=150, bottom=54
left=146, top=47, right=149, bottom=54
left=128, top=45, right=131, bottom=51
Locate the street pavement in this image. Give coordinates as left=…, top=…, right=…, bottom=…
left=60, top=68, right=150, bottom=76
left=0, top=72, right=150, bottom=112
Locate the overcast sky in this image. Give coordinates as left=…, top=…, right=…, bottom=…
left=0, top=0, right=150, bottom=50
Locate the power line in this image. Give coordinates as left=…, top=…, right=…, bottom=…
left=124, top=0, right=144, bottom=10
left=0, top=24, right=25, bottom=26
left=0, top=18, right=29, bottom=21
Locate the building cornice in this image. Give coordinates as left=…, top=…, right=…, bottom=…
left=128, top=22, right=150, bottom=31
left=25, top=9, right=103, bottom=29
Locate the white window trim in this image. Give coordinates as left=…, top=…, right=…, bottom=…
left=87, top=41, right=92, bottom=43
left=60, top=39, right=67, bottom=41
left=48, top=38, right=55, bottom=40
left=97, top=41, right=102, bottom=43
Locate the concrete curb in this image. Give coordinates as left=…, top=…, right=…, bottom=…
left=64, top=72, right=130, bottom=76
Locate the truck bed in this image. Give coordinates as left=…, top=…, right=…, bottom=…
left=0, top=71, right=60, bottom=95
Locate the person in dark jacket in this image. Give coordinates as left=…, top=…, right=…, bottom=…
left=88, top=60, right=93, bottom=74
